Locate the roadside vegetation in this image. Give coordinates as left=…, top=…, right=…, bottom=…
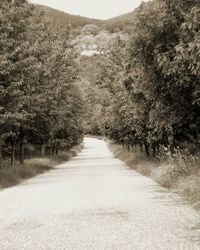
left=0, top=144, right=82, bottom=189
left=75, top=0, right=200, bottom=207
left=0, top=0, right=84, bottom=187
left=110, top=143, right=200, bottom=209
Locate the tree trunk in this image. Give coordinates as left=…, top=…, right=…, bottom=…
left=152, top=143, right=156, bottom=158
left=144, top=143, right=150, bottom=157
left=134, top=145, right=137, bottom=153
left=19, top=141, right=24, bottom=164
left=156, top=143, right=160, bottom=154
left=11, top=144, right=15, bottom=166
left=52, top=146, right=55, bottom=155
left=0, top=148, right=2, bottom=168
left=140, top=143, right=143, bottom=153
left=56, top=148, right=59, bottom=155
left=41, top=144, right=46, bottom=156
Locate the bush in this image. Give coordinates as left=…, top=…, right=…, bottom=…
left=152, top=150, right=200, bottom=187
left=152, top=150, right=200, bottom=207
left=25, top=158, right=56, bottom=170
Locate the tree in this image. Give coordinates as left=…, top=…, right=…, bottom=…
left=0, top=0, right=38, bottom=164
left=81, top=24, right=100, bottom=36
left=0, top=1, right=84, bottom=165
left=86, top=0, right=200, bottom=157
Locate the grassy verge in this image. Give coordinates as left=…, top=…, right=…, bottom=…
left=109, top=143, right=155, bottom=177
left=0, top=144, right=83, bottom=190
left=109, top=142, right=200, bottom=210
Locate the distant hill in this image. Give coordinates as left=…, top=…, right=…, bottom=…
left=102, top=11, right=136, bottom=33
left=34, top=4, right=136, bottom=34
left=34, top=4, right=102, bottom=28
left=107, top=11, right=134, bottom=22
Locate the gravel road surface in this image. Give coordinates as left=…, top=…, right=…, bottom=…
left=0, top=137, right=200, bottom=250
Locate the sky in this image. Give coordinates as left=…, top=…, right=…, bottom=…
left=29, top=0, right=145, bottom=20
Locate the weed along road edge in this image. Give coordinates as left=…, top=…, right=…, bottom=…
left=0, top=137, right=199, bottom=250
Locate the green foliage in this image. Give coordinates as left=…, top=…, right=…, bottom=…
left=0, top=0, right=84, bottom=165
left=126, top=0, right=200, bottom=150
left=77, top=31, right=129, bottom=136
left=90, top=0, right=200, bottom=156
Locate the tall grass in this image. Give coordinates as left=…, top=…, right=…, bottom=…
left=110, top=142, right=200, bottom=210
left=152, top=150, right=200, bottom=208
left=0, top=144, right=82, bottom=189
left=110, top=143, right=155, bottom=177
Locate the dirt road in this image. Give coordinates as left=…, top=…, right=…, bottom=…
left=0, top=137, right=199, bottom=249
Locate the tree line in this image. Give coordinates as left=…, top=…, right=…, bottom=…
left=82, top=0, right=200, bottom=157
left=0, top=0, right=84, bottom=167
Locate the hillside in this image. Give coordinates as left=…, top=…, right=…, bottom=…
left=34, top=4, right=102, bottom=28
left=34, top=4, right=136, bottom=34
left=107, top=11, right=134, bottom=22
left=101, top=10, right=136, bottom=33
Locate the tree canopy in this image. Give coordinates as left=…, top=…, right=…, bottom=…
left=0, top=0, right=84, bottom=165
